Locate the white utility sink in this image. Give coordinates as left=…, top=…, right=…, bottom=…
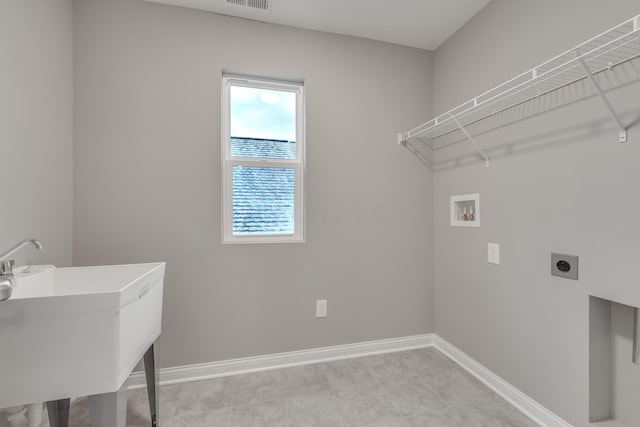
left=0, top=262, right=165, bottom=409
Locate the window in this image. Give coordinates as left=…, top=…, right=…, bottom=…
left=222, top=75, right=305, bottom=243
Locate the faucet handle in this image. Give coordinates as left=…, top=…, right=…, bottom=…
left=0, top=260, right=15, bottom=275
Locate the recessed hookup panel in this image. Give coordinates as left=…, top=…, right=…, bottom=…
left=551, top=253, right=578, bottom=280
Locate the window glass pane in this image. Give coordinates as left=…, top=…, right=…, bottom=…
left=230, top=85, right=296, bottom=160
left=232, top=166, right=295, bottom=235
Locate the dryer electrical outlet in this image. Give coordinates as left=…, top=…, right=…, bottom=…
left=551, top=253, right=578, bottom=280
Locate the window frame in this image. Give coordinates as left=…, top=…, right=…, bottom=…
left=221, top=74, right=305, bottom=244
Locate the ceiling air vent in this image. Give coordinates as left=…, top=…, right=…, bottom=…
left=225, top=0, right=271, bottom=12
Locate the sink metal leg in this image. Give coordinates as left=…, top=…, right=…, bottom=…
left=46, top=399, right=70, bottom=427
left=88, top=382, right=127, bottom=427
left=144, top=342, right=160, bottom=426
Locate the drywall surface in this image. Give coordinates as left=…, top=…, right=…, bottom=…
left=609, top=302, right=640, bottom=427
left=73, top=0, right=433, bottom=368
left=432, top=1, right=640, bottom=425
left=589, top=297, right=612, bottom=423
left=0, top=0, right=73, bottom=266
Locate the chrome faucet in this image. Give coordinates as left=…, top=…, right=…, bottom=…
left=0, top=239, right=42, bottom=260
left=0, top=239, right=42, bottom=301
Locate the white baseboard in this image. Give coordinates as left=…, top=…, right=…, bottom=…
left=128, top=333, right=435, bottom=388
left=434, top=336, right=571, bottom=427
left=128, top=333, right=570, bottom=427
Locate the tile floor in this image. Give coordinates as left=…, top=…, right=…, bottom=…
left=68, top=347, right=539, bottom=426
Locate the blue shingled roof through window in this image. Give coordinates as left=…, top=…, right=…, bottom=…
left=230, top=137, right=296, bottom=160
left=231, top=137, right=296, bottom=235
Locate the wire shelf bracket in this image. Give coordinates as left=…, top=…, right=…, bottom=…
left=577, top=52, right=627, bottom=142
left=449, top=114, right=490, bottom=167
left=398, top=14, right=640, bottom=159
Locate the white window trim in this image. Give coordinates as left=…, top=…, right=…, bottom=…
left=221, top=75, right=305, bottom=244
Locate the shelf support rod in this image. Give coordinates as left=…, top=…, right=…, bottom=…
left=449, top=114, right=490, bottom=167
left=577, top=54, right=627, bottom=142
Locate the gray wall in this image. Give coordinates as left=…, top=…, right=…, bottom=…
left=0, top=0, right=73, bottom=267
left=8, top=1, right=640, bottom=423
left=609, top=302, right=640, bottom=427
left=432, top=1, right=640, bottom=425
left=73, top=0, right=434, bottom=369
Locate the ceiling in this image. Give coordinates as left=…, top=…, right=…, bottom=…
left=143, top=0, right=491, bottom=51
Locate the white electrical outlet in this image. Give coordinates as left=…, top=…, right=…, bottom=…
left=316, top=300, right=327, bottom=318
left=488, top=243, right=500, bottom=265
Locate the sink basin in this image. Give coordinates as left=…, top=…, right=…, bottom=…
left=0, top=262, right=165, bottom=409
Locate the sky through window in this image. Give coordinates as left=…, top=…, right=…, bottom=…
left=230, top=86, right=296, bottom=142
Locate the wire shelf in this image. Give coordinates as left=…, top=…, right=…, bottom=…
left=399, top=15, right=640, bottom=151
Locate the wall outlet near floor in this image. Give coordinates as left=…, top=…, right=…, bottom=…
left=488, top=243, right=500, bottom=265
left=316, top=300, right=327, bottom=318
